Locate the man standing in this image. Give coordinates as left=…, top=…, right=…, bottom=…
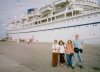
left=72, top=34, right=84, bottom=69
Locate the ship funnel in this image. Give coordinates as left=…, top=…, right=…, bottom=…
left=27, top=8, right=37, bottom=14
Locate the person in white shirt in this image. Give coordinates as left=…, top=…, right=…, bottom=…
left=58, top=40, right=66, bottom=66
left=52, top=40, right=59, bottom=67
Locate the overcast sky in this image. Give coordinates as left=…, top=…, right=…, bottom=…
left=0, top=0, right=55, bottom=38
left=0, top=0, right=100, bottom=38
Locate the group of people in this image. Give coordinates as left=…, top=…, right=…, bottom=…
left=52, top=34, right=84, bottom=69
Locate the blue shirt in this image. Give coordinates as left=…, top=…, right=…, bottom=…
left=73, top=39, right=83, bottom=49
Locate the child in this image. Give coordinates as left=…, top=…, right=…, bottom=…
left=65, top=40, right=74, bottom=68
left=52, top=40, right=59, bottom=67
left=58, top=40, right=66, bottom=66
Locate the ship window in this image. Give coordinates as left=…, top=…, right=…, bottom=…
left=56, top=14, right=64, bottom=19
left=53, top=12, right=55, bottom=15
left=28, top=17, right=33, bottom=22
left=66, top=12, right=72, bottom=17
left=39, top=21, right=40, bottom=24
left=88, top=16, right=90, bottom=18
left=41, top=19, right=47, bottom=23
left=52, top=17, right=55, bottom=21
left=48, top=18, right=51, bottom=22
left=73, top=11, right=80, bottom=15
left=35, top=22, right=38, bottom=25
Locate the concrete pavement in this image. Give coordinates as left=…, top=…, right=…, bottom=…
left=0, top=41, right=100, bottom=72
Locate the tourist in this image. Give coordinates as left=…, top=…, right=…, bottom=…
left=65, top=40, right=74, bottom=68
left=72, top=34, right=84, bottom=69
left=52, top=40, right=59, bottom=67
left=58, top=40, right=66, bottom=66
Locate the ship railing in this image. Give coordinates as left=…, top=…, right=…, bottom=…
left=41, top=11, right=51, bottom=18
left=28, top=14, right=34, bottom=18
left=81, top=8, right=100, bottom=14
left=21, top=14, right=28, bottom=19
left=74, top=1, right=99, bottom=8
left=53, top=0, right=66, bottom=5
left=8, top=7, right=100, bottom=30
left=40, top=5, right=53, bottom=13
left=53, top=7, right=66, bottom=15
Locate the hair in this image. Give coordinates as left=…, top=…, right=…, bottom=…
left=58, top=40, right=65, bottom=45
left=54, top=40, right=57, bottom=42
left=67, top=40, right=72, bottom=44
left=75, top=34, right=79, bottom=37
left=67, top=40, right=73, bottom=48
left=54, top=40, right=57, bottom=44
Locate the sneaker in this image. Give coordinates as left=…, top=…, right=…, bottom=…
left=71, top=66, right=75, bottom=69
left=79, top=65, right=83, bottom=68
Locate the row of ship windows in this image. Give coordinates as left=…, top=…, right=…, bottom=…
left=21, top=15, right=98, bottom=28
left=20, top=10, right=97, bottom=24
left=9, top=13, right=98, bottom=30
left=8, top=24, right=98, bottom=32
left=86, top=0, right=97, bottom=4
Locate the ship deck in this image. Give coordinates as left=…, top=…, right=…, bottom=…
left=0, top=41, right=100, bottom=72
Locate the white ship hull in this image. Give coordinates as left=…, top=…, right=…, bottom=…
left=7, top=10, right=100, bottom=44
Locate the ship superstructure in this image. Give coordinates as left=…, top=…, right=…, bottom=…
left=6, top=0, right=100, bottom=44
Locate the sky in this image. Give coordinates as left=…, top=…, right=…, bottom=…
left=0, top=0, right=100, bottom=38
left=0, top=0, right=54, bottom=38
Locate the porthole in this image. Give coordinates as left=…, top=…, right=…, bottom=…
left=86, top=25, right=88, bottom=27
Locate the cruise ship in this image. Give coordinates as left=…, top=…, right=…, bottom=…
left=6, top=0, right=100, bottom=44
